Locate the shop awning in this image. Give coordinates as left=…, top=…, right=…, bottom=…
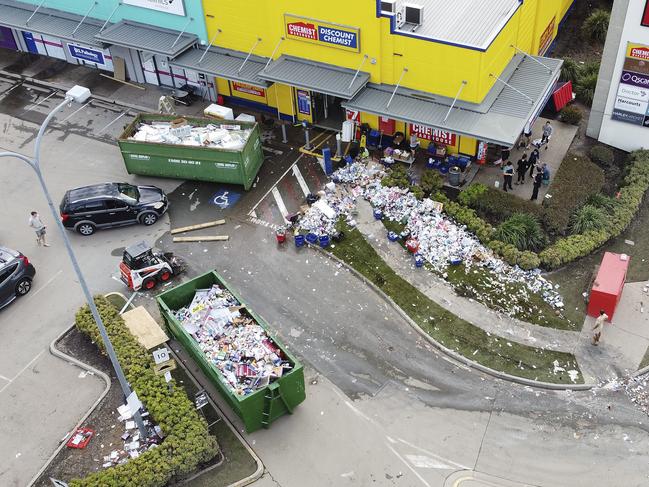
left=259, top=55, right=370, bottom=99
left=94, top=20, right=197, bottom=58
left=0, top=0, right=104, bottom=47
left=342, top=54, right=562, bottom=146
left=169, top=47, right=270, bottom=88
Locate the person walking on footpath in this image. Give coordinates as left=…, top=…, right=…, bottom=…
left=528, top=148, right=540, bottom=178
left=502, top=160, right=514, bottom=192
left=29, top=211, right=50, bottom=247
left=541, top=121, right=553, bottom=149
left=515, top=153, right=528, bottom=184
left=530, top=169, right=543, bottom=200
left=592, top=310, right=609, bottom=346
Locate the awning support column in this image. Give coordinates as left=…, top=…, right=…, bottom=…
left=72, top=1, right=99, bottom=38
left=348, top=55, right=368, bottom=90
left=387, top=68, right=408, bottom=108
left=100, top=3, right=121, bottom=32
left=510, top=45, right=553, bottom=73
left=264, top=37, right=285, bottom=70
left=171, top=17, right=194, bottom=48
left=238, top=38, right=262, bottom=74
left=490, top=73, right=534, bottom=104
left=25, top=0, right=46, bottom=26
left=443, top=80, right=467, bottom=123
left=198, top=29, right=222, bottom=64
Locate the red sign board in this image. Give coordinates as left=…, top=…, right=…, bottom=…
left=345, top=109, right=360, bottom=122
left=287, top=21, right=318, bottom=40
left=231, top=81, right=266, bottom=98
left=409, top=124, right=456, bottom=145
left=538, top=16, right=556, bottom=55
left=643, top=0, right=649, bottom=27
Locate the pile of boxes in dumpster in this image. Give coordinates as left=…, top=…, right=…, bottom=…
left=129, top=120, right=252, bottom=150
left=173, top=285, right=292, bottom=396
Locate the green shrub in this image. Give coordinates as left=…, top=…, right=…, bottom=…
left=586, top=192, right=619, bottom=213
left=589, top=145, right=615, bottom=166
left=70, top=297, right=219, bottom=487
left=560, top=57, right=581, bottom=83
left=420, top=169, right=444, bottom=195
left=582, top=9, right=611, bottom=43
left=542, top=153, right=605, bottom=235
left=458, top=183, right=487, bottom=206
left=541, top=150, right=649, bottom=269
left=469, top=186, right=545, bottom=225
left=518, top=251, right=541, bottom=271
left=575, top=70, right=598, bottom=106
left=382, top=164, right=410, bottom=189
left=494, top=213, right=546, bottom=252
left=502, top=244, right=522, bottom=266
left=559, top=105, right=583, bottom=125
left=410, top=185, right=424, bottom=200
left=487, top=239, right=506, bottom=255
left=570, top=205, right=607, bottom=234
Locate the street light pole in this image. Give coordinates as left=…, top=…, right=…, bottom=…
left=0, top=86, right=147, bottom=439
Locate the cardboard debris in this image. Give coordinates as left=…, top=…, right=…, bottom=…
left=129, top=120, right=250, bottom=150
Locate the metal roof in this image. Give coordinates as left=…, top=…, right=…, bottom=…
left=0, top=0, right=104, bottom=47
left=388, top=0, right=520, bottom=50
left=95, top=20, right=197, bottom=58
left=259, top=55, right=370, bottom=99
left=342, top=54, right=562, bottom=146
left=170, top=47, right=270, bottom=88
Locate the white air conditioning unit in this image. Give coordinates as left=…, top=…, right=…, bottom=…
left=404, top=3, right=424, bottom=25
left=381, top=0, right=397, bottom=14
left=396, top=6, right=406, bottom=28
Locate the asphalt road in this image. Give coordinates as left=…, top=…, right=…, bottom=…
left=1, top=74, right=649, bottom=487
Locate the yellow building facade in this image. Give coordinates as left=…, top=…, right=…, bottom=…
left=191, top=0, right=574, bottom=156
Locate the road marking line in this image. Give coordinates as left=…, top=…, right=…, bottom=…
left=248, top=153, right=305, bottom=215
left=384, top=441, right=432, bottom=487
left=397, top=437, right=469, bottom=470
left=271, top=187, right=289, bottom=218
left=26, top=269, right=62, bottom=301
left=292, top=164, right=311, bottom=197
left=0, top=350, right=45, bottom=394
left=0, top=374, right=11, bottom=382
left=250, top=210, right=258, bottom=218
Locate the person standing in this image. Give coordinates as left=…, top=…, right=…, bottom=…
left=515, top=153, right=528, bottom=184
left=528, top=148, right=540, bottom=178
left=502, top=160, right=514, bottom=192
left=530, top=169, right=543, bottom=201
left=29, top=211, right=50, bottom=247
left=592, top=310, right=609, bottom=346
left=523, top=127, right=532, bottom=149
left=541, top=121, right=553, bottom=149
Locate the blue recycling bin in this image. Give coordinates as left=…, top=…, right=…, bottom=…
left=439, top=164, right=450, bottom=175
left=322, top=147, right=333, bottom=175
left=367, top=130, right=380, bottom=148
left=373, top=209, right=383, bottom=220
left=387, top=231, right=399, bottom=242
left=319, top=235, right=330, bottom=248
left=458, top=156, right=471, bottom=170
left=414, top=254, right=424, bottom=268
left=294, top=234, right=305, bottom=247
left=306, top=233, right=318, bottom=245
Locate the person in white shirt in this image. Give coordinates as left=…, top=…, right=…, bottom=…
left=29, top=211, right=50, bottom=247
left=592, top=309, right=608, bottom=346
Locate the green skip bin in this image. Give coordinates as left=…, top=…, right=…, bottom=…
left=118, top=114, right=264, bottom=190
left=157, top=270, right=306, bottom=433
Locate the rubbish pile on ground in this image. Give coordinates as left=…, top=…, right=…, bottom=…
left=622, top=375, right=649, bottom=415
left=102, top=406, right=163, bottom=468
left=173, top=284, right=293, bottom=396
left=300, top=159, right=565, bottom=309
left=129, top=120, right=251, bottom=149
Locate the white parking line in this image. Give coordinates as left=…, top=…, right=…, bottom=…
left=26, top=269, right=62, bottom=301
left=292, top=164, right=311, bottom=197
left=271, top=187, right=289, bottom=218
left=0, top=350, right=45, bottom=394
left=248, top=153, right=305, bottom=215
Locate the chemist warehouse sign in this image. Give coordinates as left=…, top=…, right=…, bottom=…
left=285, top=15, right=360, bottom=52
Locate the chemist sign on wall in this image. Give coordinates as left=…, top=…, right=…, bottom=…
left=123, top=0, right=186, bottom=16
left=612, top=42, right=649, bottom=128
left=285, top=14, right=360, bottom=52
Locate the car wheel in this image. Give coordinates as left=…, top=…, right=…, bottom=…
left=142, top=277, right=157, bottom=290
left=77, top=222, right=96, bottom=236
left=140, top=212, right=158, bottom=226
left=15, top=277, right=32, bottom=296
left=158, top=270, right=172, bottom=282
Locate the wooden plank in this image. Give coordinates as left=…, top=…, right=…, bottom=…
left=121, top=306, right=168, bottom=350
left=171, top=219, right=226, bottom=235
left=100, top=73, right=146, bottom=90
left=173, top=235, right=229, bottom=242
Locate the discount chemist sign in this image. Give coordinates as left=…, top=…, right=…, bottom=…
left=285, top=15, right=360, bottom=52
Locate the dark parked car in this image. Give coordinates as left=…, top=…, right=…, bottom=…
left=60, top=183, right=168, bottom=236
left=0, top=246, right=36, bottom=309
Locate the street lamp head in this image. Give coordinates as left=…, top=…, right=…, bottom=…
left=65, top=85, right=91, bottom=104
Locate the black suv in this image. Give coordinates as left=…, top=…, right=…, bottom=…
left=60, top=183, right=168, bottom=236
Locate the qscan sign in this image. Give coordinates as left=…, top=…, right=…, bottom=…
left=285, top=15, right=359, bottom=52
left=68, top=44, right=105, bottom=65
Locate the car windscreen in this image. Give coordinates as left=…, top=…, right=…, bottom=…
left=117, top=183, right=139, bottom=202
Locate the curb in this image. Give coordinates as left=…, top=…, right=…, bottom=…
left=311, top=244, right=593, bottom=391
left=0, top=69, right=154, bottom=113
left=27, top=323, right=112, bottom=487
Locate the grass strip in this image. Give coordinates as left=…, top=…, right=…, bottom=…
left=331, top=223, right=582, bottom=384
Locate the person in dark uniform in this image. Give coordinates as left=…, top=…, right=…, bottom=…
left=530, top=169, right=543, bottom=201
left=502, top=161, right=514, bottom=192
left=515, top=153, right=528, bottom=184
left=528, top=148, right=540, bottom=178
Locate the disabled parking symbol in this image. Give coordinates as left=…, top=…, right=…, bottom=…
left=210, top=189, right=240, bottom=209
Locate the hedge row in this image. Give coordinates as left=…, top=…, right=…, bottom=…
left=540, top=150, right=649, bottom=269
left=71, top=296, right=219, bottom=487
left=541, top=153, right=605, bottom=235
left=458, top=183, right=544, bottom=225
